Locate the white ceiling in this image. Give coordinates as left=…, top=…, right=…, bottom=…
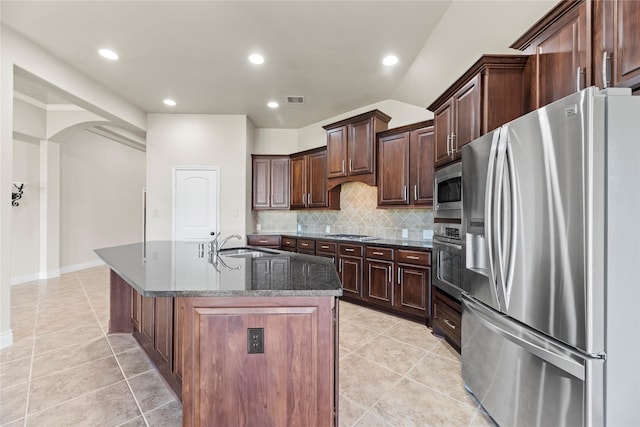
left=2, top=1, right=557, bottom=129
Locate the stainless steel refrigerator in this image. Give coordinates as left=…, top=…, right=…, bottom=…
left=461, top=87, right=640, bottom=426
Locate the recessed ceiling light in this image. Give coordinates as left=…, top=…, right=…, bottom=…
left=382, top=55, right=398, bottom=66
left=249, top=53, right=265, bottom=65
left=98, top=48, right=118, bottom=61
left=267, top=101, right=279, bottom=109
left=163, top=98, right=176, bottom=107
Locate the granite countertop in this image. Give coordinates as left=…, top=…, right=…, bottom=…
left=95, top=241, right=342, bottom=298
left=249, top=231, right=433, bottom=250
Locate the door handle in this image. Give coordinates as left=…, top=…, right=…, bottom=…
left=444, top=319, right=457, bottom=330
left=446, top=134, right=451, bottom=155
left=404, top=185, right=407, bottom=201
left=576, top=67, right=584, bottom=92
left=349, top=158, right=353, bottom=172
left=345, top=248, right=354, bottom=252
left=414, top=185, right=417, bottom=201
left=450, top=133, right=456, bottom=153
left=372, top=251, right=384, bottom=256
left=602, top=51, right=611, bottom=89
left=388, top=266, right=392, bottom=283
left=341, top=159, right=345, bottom=174
left=397, top=267, right=401, bottom=284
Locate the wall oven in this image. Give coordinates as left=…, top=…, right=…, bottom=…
left=433, top=223, right=463, bottom=300
left=433, top=162, right=462, bottom=220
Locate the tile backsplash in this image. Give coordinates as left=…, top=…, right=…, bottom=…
left=255, top=182, right=433, bottom=240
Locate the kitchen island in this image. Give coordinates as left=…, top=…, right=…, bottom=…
left=95, top=241, right=342, bottom=427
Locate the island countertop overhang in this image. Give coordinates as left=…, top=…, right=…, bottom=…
left=95, top=240, right=343, bottom=298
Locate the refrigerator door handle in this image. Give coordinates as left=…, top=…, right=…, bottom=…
left=493, top=126, right=509, bottom=309
left=464, top=297, right=586, bottom=381
left=484, top=130, right=502, bottom=310
left=504, top=139, right=518, bottom=304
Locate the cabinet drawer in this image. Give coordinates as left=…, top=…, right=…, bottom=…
left=433, top=290, right=462, bottom=352
left=339, top=243, right=363, bottom=257
left=316, top=241, right=337, bottom=254
left=297, top=239, right=316, bottom=251
left=397, top=249, right=431, bottom=266
left=365, top=246, right=394, bottom=261
left=247, top=235, right=281, bottom=247
left=281, top=237, right=297, bottom=249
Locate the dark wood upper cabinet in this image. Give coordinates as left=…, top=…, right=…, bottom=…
left=428, top=55, right=528, bottom=168
left=290, top=147, right=340, bottom=210
left=593, top=0, right=640, bottom=91
left=377, top=120, right=434, bottom=207
left=511, top=0, right=590, bottom=109
left=252, top=155, right=289, bottom=210
left=323, top=110, right=391, bottom=189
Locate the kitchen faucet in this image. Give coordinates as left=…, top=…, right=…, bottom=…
left=208, top=232, right=242, bottom=255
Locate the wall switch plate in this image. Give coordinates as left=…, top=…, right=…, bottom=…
left=325, top=225, right=331, bottom=233
left=402, top=229, right=408, bottom=238
left=297, top=224, right=302, bottom=232
left=256, top=224, right=261, bottom=231
left=247, top=328, right=264, bottom=354
left=423, top=229, right=433, bottom=240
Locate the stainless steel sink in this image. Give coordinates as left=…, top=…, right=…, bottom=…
left=217, top=247, right=279, bottom=258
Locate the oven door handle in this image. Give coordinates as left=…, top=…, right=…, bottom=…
left=433, top=240, right=462, bottom=251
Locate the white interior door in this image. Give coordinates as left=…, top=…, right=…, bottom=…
left=174, top=168, right=219, bottom=241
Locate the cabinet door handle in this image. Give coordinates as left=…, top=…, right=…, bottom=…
left=373, top=251, right=384, bottom=255
left=259, top=240, right=268, bottom=243
left=397, top=267, right=402, bottom=284
left=602, top=51, right=611, bottom=89
left=321, top=245, right=329, bottom=249
left=444, top=319, right=457, bottom=330
left=407, top=255, right=420, bottom=260
left=388, top=266, right=392, bottom=283
left=414, top=185, right=417, bottom=201
left=450, top=133, right=456, bottom=153
left=446, top=134, right=451, bottom=155
left=349, top=158, right=353, bottom=172
left=345, top=248, right=355, bottom=252
left=308, top=192, right=311, bottom=205
left=404, top=185, right=408, bottom=201
left=302, top=243, right=309, bottom=247
left=339, top=259, right=343, bottom=272
left=576, top=67, right=584, bottom=92
left=341, top=159, right=345, bottom=173
left=302, top=193, right=306, bottom=205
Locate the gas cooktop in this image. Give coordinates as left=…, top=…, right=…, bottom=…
left=325, top=234, right=379, bottom=241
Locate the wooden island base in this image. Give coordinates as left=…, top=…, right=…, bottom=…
left=109, top=271, right=339, bottom=427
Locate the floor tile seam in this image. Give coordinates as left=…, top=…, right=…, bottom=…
left=423, top=347, right=462, bottom=363
left=399, top=375, right=479, bottom=411
left=121, top=366, right=155, bottom=381
left=76, top=269, right=150, bottom=427
left=21, top=281, right=43, bottom=427
left=141, top=396, right=178, bottom=416
left=31, top=335, right=106, bottom=358
left=377, top=332, right=437, bottom=353
left=27, top=353, right=116, bottom=383
left=345, top=351, right=408, bottom=379
left=23, top=378, right=131, bottom=419
left=353, top=373, right=406, bottom=427
left=33, top=321, right=101, bottom=339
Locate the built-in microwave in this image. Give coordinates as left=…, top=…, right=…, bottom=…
left=433, top=161, right=462, bottom=220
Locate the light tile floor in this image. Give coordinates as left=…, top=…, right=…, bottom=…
left=1, top=266, right=494, bottom=426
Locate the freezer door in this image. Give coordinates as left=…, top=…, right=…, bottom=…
left=461, top=130, right=501, bottom=311
left=461, top=296, right=604, bottom=427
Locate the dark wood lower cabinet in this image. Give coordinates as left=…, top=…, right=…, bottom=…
left=338, top=243, right=364, bottom=300
left=432, top=287, right=462, bottom=353
left=181, top=296, right=337, bottom=427
left=111, top=271, right=338, bottom=426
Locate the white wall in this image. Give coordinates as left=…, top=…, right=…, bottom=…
left=11, top=138, right=41, bottom=283
left=60, top=131, right=145, bottom=269
left=146, top=114, right=251, bottom=240
left=13, top=97, right=46, bottom=140
left=253, top=128, right=298, bottom=154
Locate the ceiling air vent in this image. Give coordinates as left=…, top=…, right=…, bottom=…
left=287, top=96, right=305, bottom=104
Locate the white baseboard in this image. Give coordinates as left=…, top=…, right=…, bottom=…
left=60, top=259, right=105, bottom=274
left=10, top=272, right=41, bottom=286
left=0, top=329, right=13, bottom=349
left=38, top=269, right=60, bottom=280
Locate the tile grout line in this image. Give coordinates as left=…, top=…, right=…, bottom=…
left=76, top=270, right=151, bottom=427
left=20, top=277, right=43, bottom=427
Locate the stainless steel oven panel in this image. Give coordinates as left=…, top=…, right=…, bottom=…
left=434, top=162, right=462, bottom=220
left=433, top=234, right=463, bottom=301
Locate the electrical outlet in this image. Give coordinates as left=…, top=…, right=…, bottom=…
left=247, top=328, right=264, bottom=354
left=297, top=224, right=302, bottom=232
left=402, top=229, right=408, bottom=238
left=325, top=225, right=331, bottom=233
left=256, top=223, right=261, bottom=231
